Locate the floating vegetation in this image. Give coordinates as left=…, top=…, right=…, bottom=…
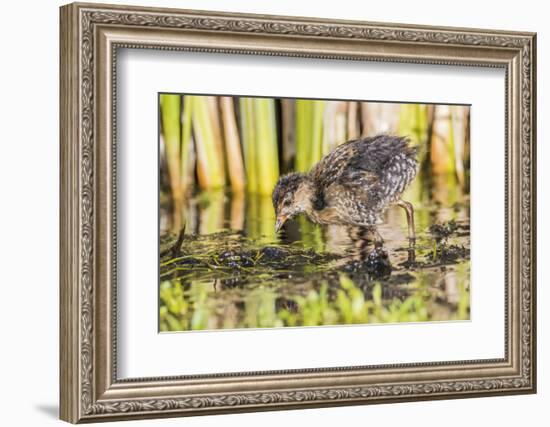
left=428, top=220, right=469, bottom=263
left=429, top=220, right=458, bottom=244
left=159, top=202, right=470, bottom=332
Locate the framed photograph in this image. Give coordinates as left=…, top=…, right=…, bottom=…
left=60, top=2, right=536, bottom=423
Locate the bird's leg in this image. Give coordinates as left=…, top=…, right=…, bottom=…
left=397, top=200, right=416, bottom=243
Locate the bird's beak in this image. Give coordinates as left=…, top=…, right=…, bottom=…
left=275, top=215, right=287, bottom=232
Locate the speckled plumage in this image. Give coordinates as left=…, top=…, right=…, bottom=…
left=273, top=135, right=418, bottom=230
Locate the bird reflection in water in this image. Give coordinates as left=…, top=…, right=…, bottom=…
left=159, top=184, right=470, bottom=329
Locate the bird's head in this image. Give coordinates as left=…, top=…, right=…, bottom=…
left=272, top=172, right=312, bottom=232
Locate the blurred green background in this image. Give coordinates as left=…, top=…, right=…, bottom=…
left=160, top=95, right=469, bottom=211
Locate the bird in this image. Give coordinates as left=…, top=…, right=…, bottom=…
left=272, top=134, right=419, bottom=241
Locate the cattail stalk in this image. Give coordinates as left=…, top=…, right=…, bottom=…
left=280, top=99, right=295, bottom=172
left=310, top=100, right=325, bottom=167
left=323, top=101, right=347, bottom=154
left=430, top=105, right=455, bottom=176
left=362, top=103, right=400, bottom=136
left=253, top=98, right=279, bottom=195
left=207, top=97, right=226, bottom=180
left=360, top=102, right=370, bottom=137
left=239, top=98, right=258, bottom=193
left=180, top=96, right=193, bottom=193
left=160, top=94, right=182, bottom=202
left=190, top=96, right=225, bottom=189
left=220, top=97, right=246, bottom=192
left=334, top=103, right=348, bottom=146
left=295, top=99, right=313, bottom=172
left=451, top=106, right=467, bottom=187
left=347, top=101, right=360, bottom=140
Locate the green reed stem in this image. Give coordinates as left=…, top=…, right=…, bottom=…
left=295, top=99, right=313, bottom=172
left=190, top=96, right=225, bottom=189
left=310, top=100, right=325, bottom=167
left=253, top=98, right=279, bottom=195
left=180, top=96, right=193, bottom=193
left=160, top=94, right=182, bottom=202
left=239, top=98, right=258, bottom=193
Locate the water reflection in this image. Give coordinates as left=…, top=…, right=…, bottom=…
left=159, top=189, right=470, bottom=332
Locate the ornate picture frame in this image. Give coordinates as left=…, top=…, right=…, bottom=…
left=60, top=2, right=536, bottom=423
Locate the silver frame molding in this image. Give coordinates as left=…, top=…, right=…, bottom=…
left=60, top=2, right=536, bottom=423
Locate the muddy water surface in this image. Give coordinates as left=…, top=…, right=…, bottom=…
left=159, top=191, right=470, bottom=332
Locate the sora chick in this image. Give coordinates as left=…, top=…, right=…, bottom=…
left=272, top=135, right=418, bottom=240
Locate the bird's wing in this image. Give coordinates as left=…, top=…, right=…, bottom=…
left=309, top=140, right=355, bottom=190
left=310, top=139, right=382, bottom=211
left=309, top=142, right=354, bottom=210
left=310, top=135, right=417, bottom=222
left=343, top=135, right=412, bottom=175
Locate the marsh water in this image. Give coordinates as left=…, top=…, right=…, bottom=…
left=159, top=182, right=470, bottom=332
